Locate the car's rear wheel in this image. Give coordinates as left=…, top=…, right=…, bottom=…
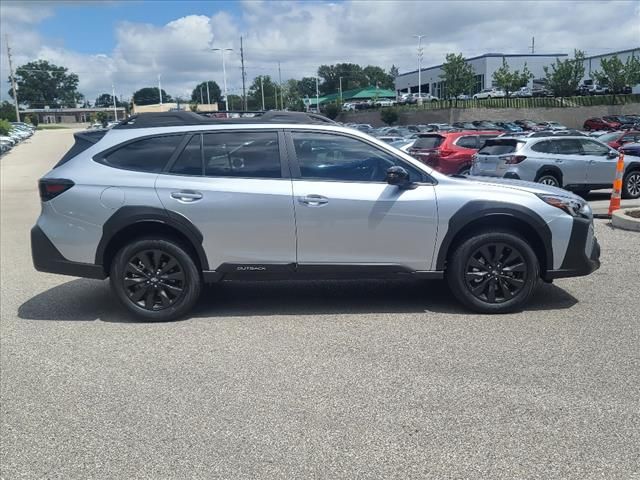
left=110, top=238, right=201, bottom=321
left=622, top=170, right=640, bottom=199
left=446, top=230, right=540, bottom=313
left=536, top=173, right=561, bottom=188
left=458, top=166, right=471, bottom=176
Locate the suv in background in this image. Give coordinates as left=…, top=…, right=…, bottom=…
left=473, top=88, right=506, bottom=99
left=471, top=135, right=640, bottom=198
left=408, top=130, right=502, bottom=175
left=32, top=111, right=600, bottom=320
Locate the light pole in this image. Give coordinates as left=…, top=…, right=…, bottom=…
left=339, top=76, right=343, bottom=107
left=111, top=83, right=118, bottom=121
left=315, top=77, right=320, bottom=113
left=158, top=74, right=163, bottom=105
left=413, top=34, right=426, bottom=105
left=211, top=47, right=233, bottom=112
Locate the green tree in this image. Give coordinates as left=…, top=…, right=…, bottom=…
left=439, top=53, right=476, bottom=103
left=324, top=102, right=340, bottom=120
left=544, top=50, right=586, bottom=97
left=492, top=58, right=533, bottom=97
left=363, top=65, right=393, bottom=89
left=10, top=60, right=81, bottom=108
left=592, top=55, right=640, bottom=94
left=389, top=64, right=400, bottom=80
left=298, top=77, right=318, bottom=97
left=380, top=108, right=399, bottom=125
left=94, top=93, right=125, bottom=108
left=225, top=94, right=243, bottom=110
left=132, top=87, right=173, bottom=106
left=95, top=111, right=109, bottom=127
left=247, top=75, right=278, bottom=110
left=190, top=81, right=221, bottom=104
left=0, top=119, right=11, bottom=135
left=0, top=101, right=17, bottom=122
left=318, top=63, right=366, bottom=94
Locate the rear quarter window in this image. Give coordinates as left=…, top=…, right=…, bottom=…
left=99, top=135, right=184, bottom=172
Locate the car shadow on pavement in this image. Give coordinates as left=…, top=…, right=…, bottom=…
left=18, top=277, right=578, bottom=323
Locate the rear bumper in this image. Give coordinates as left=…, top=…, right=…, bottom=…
left=543, top=218, right=600, bottom=280
left=31, top=225, right=106, bottom=279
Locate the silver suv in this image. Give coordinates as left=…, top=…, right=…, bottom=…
left=471, top=136, right=640, bottom=198
left=32, top=112, right=600, bottom=321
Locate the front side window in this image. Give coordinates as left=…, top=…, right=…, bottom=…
left=103, top=135, right=184, bottom=172
left=553, top=139, right=583, bottom=155
left=292, top=132, right=424, bottom=183
left=579, top=139, right=610, bottom=156
left=203, top=131, right=281, bottom=178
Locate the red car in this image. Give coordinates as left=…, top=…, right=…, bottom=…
left=583, top=117, right=622, bottom=131
left=597, top=130, right=640, bottom=150
left=408, top=130, right=502, bottom=175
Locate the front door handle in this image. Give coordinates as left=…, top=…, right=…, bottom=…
left=171, top=190, right=203, bottom=202
left=299, top=194, right=329, bottom=206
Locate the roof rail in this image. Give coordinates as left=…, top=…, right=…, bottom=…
left=112, top=110, right=337, bottom=129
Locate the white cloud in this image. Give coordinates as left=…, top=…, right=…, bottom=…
left=1, top=0, right=639, bottom=104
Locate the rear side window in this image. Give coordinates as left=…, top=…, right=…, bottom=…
left=203, top=131, right=281, bottom=178
left=102, top=135, right=184, bottom=172
left=456, top=136, right=478, bottom=149
left=414, top=135, right=443, bottom=149
left=478, top=139, right=522, bottom=155
left=531, top=140, right=557, bottom=154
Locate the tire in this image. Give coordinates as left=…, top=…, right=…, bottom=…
left=536, top=172, right=561, bottom=188
left=622, top=170, right=640, bottom=199
left=446, top=230, right=540, bottom=313
left=110, top=237, right=201, bottom=321
left=458, top=166, right=471, bottom=176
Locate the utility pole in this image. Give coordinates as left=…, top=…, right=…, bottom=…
left=5, top=35, right=20, bottom=121
left=413, top=34, right=426, bottom=105
left=278, top=61, right=283, bottom=109
left=111, top=83, right=118, bottom=121
left=206, top=81, right=211, bottom=106
left=158, top=74, right=163, bottom=105
left=339, top=76, right=343, bottom=106
left=530, top=36, right=535, bottom=54
left=274, top=84, right=278, bottom=111
left=200, top=86, right=204, bottom=104
left=260, top=76, right=265, bottom=111
left=240, top=36, right=247, bottom=110
left=315, top=76, right=319, bottom=113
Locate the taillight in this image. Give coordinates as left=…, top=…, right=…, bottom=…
left=504, top=155, right=527, bottom=165
left=38, top=178, right=74, bottom=202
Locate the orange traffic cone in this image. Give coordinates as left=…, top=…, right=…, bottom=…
left=608, top=152, right=625, bottom=217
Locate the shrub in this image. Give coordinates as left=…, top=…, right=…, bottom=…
left=380, top=108, right=399, bottom=125
left=0, top=119, right=11, bottom=136
left=324, top=103, right=339, bottom=119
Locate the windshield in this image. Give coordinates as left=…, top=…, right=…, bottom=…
left=597, top=132, right=621, bottom=142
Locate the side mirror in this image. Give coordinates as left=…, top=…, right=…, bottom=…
left=385, top=166, right=414, bottom=189
left=607, top=151, right=619, bottom=159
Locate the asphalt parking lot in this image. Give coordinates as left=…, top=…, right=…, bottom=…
left=1, top=129, right=639, bottom=479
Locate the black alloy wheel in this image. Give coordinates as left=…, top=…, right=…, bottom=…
left=124, top=249, right=186, bottom=311
left=464, top=243, right=527, bottom=303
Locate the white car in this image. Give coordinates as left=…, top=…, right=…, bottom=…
left=0, top=135, right=17, bottom=146
left=375, top=98, right=397, bottom=107
left=473, top=88, right=506, bottom=99
left=342, top=103, right=356, bottom=111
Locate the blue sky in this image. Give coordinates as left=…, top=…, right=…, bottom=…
left=1, top=1, right=638, bottom=103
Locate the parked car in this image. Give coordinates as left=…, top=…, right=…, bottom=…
left=536, top=121, right=567, bottom=131
left=377, top=135, right=406, bottom=144
left=597, top=130, right=640, bottom=150
left=407, top=93, right=439, bottom=103
left=514, top=119, right=544, bottom=131
left=513, top=87, right=533, bottom=98
left=619, top=142, right=640, bottom=157
left=374, top=98, right=397, bottom=107
left=452, top=122, right=478, bottom=130
left=342, top=103, right=356, bottom=111
left=532, top=88, right=553, bottom=97
left=472, top=120, right=505, bottom=131
left=389, top=139, right=416, bottom=152
left=603, top=115, right=638, bottom=128
left=526, top=129, right=587, bottom=138
left=408, top=130, right=502, bottom=175
left=494, top=121, right=524, bottom=133
left=31, top=110, right=601, bottom=319
left=473, top=88, right=506, bottom=99
left=456, top=94, right=471, bottom=101
left=426, top=123, right=457, bottom=132
left=471, top=135, right=640, bottom=198
left=583, top=117, right=622, bottom=131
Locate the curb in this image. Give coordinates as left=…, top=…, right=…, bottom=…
left=611, top=208, right=640, bottom=232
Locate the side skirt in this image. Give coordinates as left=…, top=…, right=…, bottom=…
left=202, top=263, right=444, bottom=283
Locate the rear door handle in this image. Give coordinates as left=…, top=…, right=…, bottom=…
left=171, top=190, right=203, bottom=202
left=299, top=194, right=329, bottom=206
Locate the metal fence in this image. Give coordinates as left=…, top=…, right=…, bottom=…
left=395, top=94, right=640, bottom=111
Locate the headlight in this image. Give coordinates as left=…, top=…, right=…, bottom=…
left=537, top=194, right=591, bottom=218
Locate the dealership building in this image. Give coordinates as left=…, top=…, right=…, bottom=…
left=394, top=48, right=640, bottom=97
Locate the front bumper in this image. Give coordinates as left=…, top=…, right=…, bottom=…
left=31, top=225, right=106, bottom=279
left=543, top=217, right=601, bottom=280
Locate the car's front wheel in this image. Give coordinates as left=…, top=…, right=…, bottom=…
left=446, top=230, right=540, bottom=313
left=110, top=237, right=201, bottom=321
left=622, top=170, right=640, bottom=199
